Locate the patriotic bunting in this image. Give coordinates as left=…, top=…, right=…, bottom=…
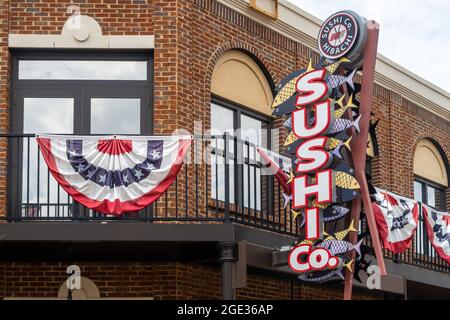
left=422, top=205, right=450, bottom=264
left=372, top=188, right=419, bottom=254
left=37, top=134, right=192, bottom=214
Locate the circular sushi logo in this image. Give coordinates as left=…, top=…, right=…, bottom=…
left=318, top=11, right=359, bottom=60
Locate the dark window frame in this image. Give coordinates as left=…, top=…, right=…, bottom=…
left=414, top=175, right=446, bottom=211
left=211, top=95, right=274, bottom=213
left=414, top=175, right=447, bottom=258
left=10, top=49, right=153, bottom=135
left=8, top=50, right=154, bottom=219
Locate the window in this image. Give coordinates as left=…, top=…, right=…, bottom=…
left=413, top=139, right=449, bottom=258
left=9, top=51, right=153, bottom=218
left=414, top=178, right=446, bottom=257
left=211, top=50, right=273, bottom=117
left=210, top=99, right=271, bottom=211
left=19, top=60, right=147, bottom=81
left=210, top=50, right=273, bottom=212
left=414, top=179, right=446, bottom=211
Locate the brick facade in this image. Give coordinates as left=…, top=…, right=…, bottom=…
left=0, top=0, right=448, bottom=300
left=0, top=261, right=381, bottom=300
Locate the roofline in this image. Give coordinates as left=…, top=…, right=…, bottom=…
left=218, top=0, right=450, bottom=120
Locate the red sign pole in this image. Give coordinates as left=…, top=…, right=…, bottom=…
left=343, top=20, right=387, bottom=300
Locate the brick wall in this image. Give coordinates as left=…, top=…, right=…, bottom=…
left=0, top=261, right=380, bottom=300
left=0, top=0, right=448, bottom=300
left=0, top=1, right=10, bottom=217
left=9, top=0, right=153, bottom=35
left=0, top=1, right=446, bottom=215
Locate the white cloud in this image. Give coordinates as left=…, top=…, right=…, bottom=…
left=286, top=0, right=450, bottom=93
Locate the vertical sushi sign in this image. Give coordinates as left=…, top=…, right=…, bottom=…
left=292, top=69, right=333, bottom=238
left=288, top=69, right=338, bottom=272
left=275, top=10, right=370, bottom=279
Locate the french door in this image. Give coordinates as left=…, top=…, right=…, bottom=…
left=9, top=51, right=153, bottom=219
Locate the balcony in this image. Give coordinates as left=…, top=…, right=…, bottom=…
left=2, top=134, right=300, bottom=236
left=1, top=134, right=449, bottom=276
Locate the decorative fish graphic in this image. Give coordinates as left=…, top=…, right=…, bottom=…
left=334, top=95, right=358, bottom=119
left=348, top=82, right=362, bottom=95
left=298, top=238, right=315, bottom=246
left=291, top=209, right=305, bottom=228
left=298, top=269, right=344, bottom=283
left=286, top=137, right=303, bottom=154
left=326, top=136, right=352, bottom=159
left=323, top=205, right=350, bottom=222
left=298, top=259, right=353, bottom=283
left=331, top=130, right=350, bottom=142
left=283, top=193, right=292, bottom=208
left=309, top=166, right=359, bottom=203
left=317, top=239, right=363, bottom=256
left=330, top=114, right=362, bottom=134
left=272, top=67, right=307, bottom=109
left=327, top=69, right=357, bottom=91
left=272, top=96, right=298, bottom=116
left=291, top=208, right=301, bottom=219
left=284, top=131, right=298, bottom=146
left=335, top=170, right=360, bottom=190
left=334, top=94, right=346, bottom=109
left=311, top=199, right=331, bottom=209
left=324, top=57, right=351, bottom=75
left=324, top=220, right=357, bottom=241
left=272, top=59, right=349, bottom=115
left=287, top=170, right=296, bottom=184
left=332, top=257, right=354, bottom=272
left=274, top=67, right=306, bottom=92
left=334, top=166, right=360, bottom=202
left=283, top=116, right=292, bottom=130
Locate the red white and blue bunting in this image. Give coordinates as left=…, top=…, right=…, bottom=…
left=372, top=188, right=419, bottom=254
left=37, top=135, right=192, bottom=214
left=422, top=204, right=450, bottom=264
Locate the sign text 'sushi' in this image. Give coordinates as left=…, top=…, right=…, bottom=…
left=288, top=69, right=340, bottom=272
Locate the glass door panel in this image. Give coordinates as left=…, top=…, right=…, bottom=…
left=90, top=98, right=141, bottom=134
left=21, top=97, right=75, bottom=219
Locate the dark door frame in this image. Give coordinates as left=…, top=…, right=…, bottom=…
left=8, top=50, right=154, bottom=219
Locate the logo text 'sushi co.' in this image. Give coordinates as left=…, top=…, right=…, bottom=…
left=288, top=68, right=340, bottom=273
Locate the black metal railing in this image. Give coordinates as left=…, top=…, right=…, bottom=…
left=1, top=133, right=300, bottom=236
left=2, top=134, right=448, bottom=274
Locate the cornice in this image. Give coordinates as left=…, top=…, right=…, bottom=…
left=217, top=0, right=450, bottom=121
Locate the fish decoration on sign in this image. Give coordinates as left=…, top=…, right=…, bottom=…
left=270, top=13, right=378, bottom=282
left=325, top=57, right=351, bottom=74
left=326, top=136, right=352, bottom=159
left=317, top=239, right=363, bottom=256
left=329, top=114, right=362, bottom=134
left=298, top=269, right=344, bottom=283
left=298, top=259, right=353, bottom=283
left=323, top=220, right=357, bottom=241
left=322, top=205, right=350, bottom=222
left=284, top=131, right=298, bottom=147
left=334, top=95, right=358, bottom=119
left=283, top=117, right=292, bottom=130
left=327, top=69, right=357, bottom=91
left=333, top=165, right=361, bottom=202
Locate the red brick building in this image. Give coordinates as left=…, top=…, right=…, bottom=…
left=0, top=0, right=449, bottom=300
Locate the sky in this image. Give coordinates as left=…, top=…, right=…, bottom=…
left=286, top=0, right=450, bottom=93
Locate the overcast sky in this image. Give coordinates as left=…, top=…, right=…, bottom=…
left=286, top=0, right=450, bottom=93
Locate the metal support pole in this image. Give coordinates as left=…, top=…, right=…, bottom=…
left=217, top=241, right=238, bottom=300
left=344, top=20, right=386, bottom=300
left=223, top=133, right=230, bottom=222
